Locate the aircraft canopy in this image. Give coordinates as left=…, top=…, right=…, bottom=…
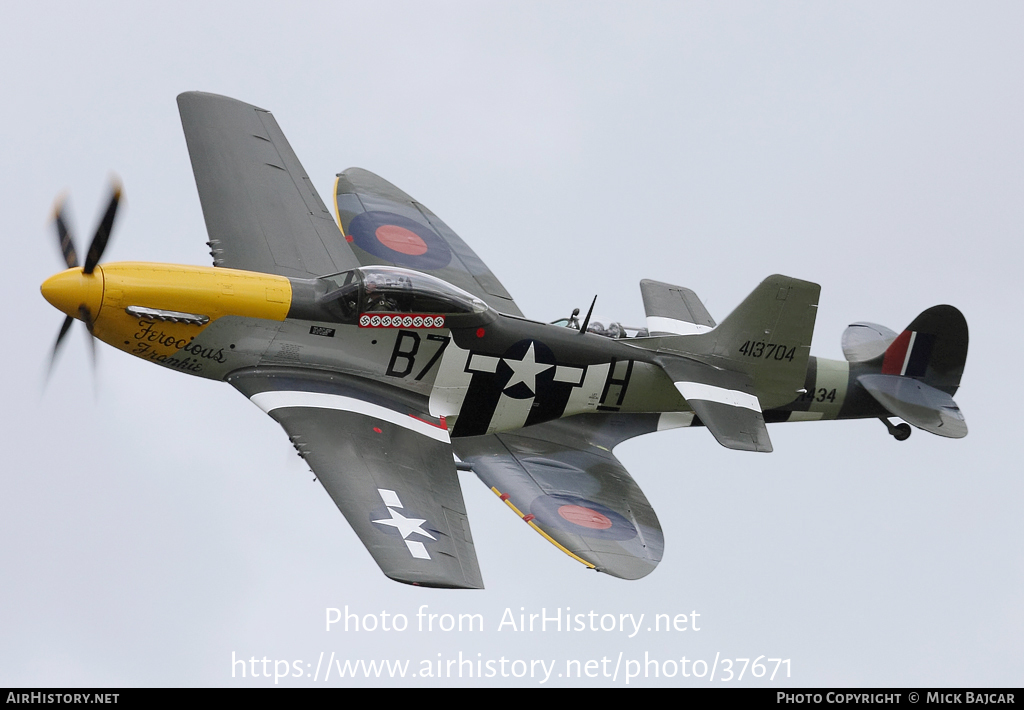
left=316, top=266, right=490, bottom=323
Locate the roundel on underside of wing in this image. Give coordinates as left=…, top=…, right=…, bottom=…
left=530, top=494, right=637, bottom=541
left=347, top=211, right=452, bottom=270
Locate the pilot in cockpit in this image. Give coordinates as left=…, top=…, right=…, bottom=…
left=363, top=273, right=400, bottom=312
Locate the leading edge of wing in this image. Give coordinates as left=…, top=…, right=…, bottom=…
left=177, top=92, right=360, bottom=279
left=453, top=414, right=665, bottom=581
left=228, top=366, right=483, bottom=589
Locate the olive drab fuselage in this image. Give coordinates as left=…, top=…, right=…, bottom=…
left=42, top=260, right=889, bottom=439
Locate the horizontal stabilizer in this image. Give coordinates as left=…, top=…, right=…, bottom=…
left=859, top=374, right=968, bottom=439
left=842, top=322, right=897, bottom=362
left=640, top=279, right=716, bottom=335
left=658, top=356, right=772, bottom=452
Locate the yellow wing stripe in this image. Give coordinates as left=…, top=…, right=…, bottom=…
left=489, top=487, right=596, bottom=570
left=332, top=175, right=345, bottom=235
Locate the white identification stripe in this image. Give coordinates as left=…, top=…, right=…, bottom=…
left=468, top=354, right=499, bottom=373
left=250, top=391, right=451, bottom=443
left=647, top=316, right=714, bottom=336
left=674, top=382, right=762, bottom=412
left=657, top=411, right=695, bottom=431
left=553, top=365, right=584, bottom=384
left=900, top=331, right=917, bottom=376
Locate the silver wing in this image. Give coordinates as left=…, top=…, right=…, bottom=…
left=228, top=368, right=483, bottom=589
left=334, top=168, right=523, bottom=316
left=453, top=414, right=665, bottom=580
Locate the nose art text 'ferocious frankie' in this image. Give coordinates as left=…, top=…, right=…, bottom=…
left=40, top=183, right=292, bottom=371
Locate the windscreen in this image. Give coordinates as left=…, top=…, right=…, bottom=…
left=358, top=266, right=488, bottom=315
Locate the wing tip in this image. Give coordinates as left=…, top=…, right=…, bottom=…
left=176, top=90, right=267, bottom=113
left=588, top=547, right=663, bottom=580
left=386, top=571, right=485, bottom=590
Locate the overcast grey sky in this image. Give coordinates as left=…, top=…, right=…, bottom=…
left=2, top=1, right=1021, bottom=687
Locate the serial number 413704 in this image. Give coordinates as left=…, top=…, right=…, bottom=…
left=738, top=341, right=796, bottom=361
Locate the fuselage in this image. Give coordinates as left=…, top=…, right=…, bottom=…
left=41, top=261, right=887, bottom=437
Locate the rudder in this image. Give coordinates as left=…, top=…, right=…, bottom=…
left=880, top=305, right=968, bottom=395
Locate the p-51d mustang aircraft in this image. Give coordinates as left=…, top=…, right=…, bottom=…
left=41, top=92, right=969, bottom=589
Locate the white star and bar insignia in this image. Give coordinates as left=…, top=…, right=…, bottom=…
left=372, top=488, right=436, bottom=560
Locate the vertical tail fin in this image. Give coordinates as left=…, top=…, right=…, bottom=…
left=857, top=305, right=969, bottom=439
left=879, top=305, right=968, bottom=395
left=703, top=274, right=820, bottom=409
left=635, top=274, right=820, bottom=412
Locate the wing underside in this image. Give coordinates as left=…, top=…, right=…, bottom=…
left=334, top=168, right=523, bottom=316
left=228, top=367, right=483, bottom=589
left=453, top=414, right=665, bottom=580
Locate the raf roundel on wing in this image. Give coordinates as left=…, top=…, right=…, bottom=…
left=347, top=211, right=453, bottom=271
left=530, top=494, right=638, bottom=541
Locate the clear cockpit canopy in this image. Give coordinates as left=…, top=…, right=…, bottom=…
left=315, top=266, right=489, bottom=323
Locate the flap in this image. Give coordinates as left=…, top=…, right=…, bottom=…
left=228, top=367, right=483, bottom=589
left=178, top=92, right=360, bottom=279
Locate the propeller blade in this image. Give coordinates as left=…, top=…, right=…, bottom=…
left=79, top=304, right=95, bottom=334
left=47, top=314, right=76, bottom=376
left=82, top=181, right=121, bottom=274
left=79, top=305, right=97, bottom=372
left=44, top=185, right=115, bottom=384
left=53, top=198, right=79, bottom=269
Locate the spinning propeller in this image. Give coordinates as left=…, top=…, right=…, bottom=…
left=42, top=180, right=122, bottom=375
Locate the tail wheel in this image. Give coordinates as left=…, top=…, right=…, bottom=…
left=879, top=417, right=912, bottom=442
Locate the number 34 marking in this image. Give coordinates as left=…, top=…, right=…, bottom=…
left=799, top=387, right=836, bottom=403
